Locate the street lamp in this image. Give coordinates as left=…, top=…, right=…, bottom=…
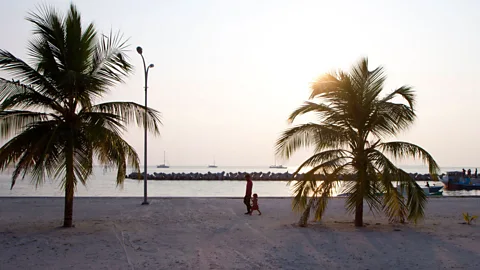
left=137, top=46, right=154, bottom=205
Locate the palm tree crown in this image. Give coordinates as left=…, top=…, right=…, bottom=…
left=276, top=58, right=439, bottom=227
left=0, top=4, right=161, bottom=227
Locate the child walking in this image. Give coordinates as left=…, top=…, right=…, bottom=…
left=249, top=193, right=262, bottom=215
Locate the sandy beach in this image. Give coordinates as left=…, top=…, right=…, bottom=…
left=0, top=197, right=479, bottom=270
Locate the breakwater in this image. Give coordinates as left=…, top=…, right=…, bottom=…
left=126, top=171, right=440, bottom=181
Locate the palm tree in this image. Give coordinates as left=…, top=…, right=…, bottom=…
left=276, top=58, right=439, bottom=227
left=0, top=4, right=161, bottom=227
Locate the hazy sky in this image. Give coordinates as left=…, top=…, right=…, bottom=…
left=1, top=0, right=480, bottom=168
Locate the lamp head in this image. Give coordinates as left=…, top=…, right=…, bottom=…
left=136, top=46, right=143, bottom=54
left=149, top=64, right=154, bottom=68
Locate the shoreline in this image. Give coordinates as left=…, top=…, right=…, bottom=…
left=1, top=197, right=480, bottom=269
left=9, top=178, right=477, bottom=198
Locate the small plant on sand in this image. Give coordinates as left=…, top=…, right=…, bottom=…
left=462, top=213, right=478, bottom=225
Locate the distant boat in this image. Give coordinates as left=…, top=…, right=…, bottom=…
left=269, top=158, right=287, bottom=169
left=338, top=185, right=443, bottom=197
left=208, top=157, right=218, bottom=168
left=157, top=151, right=170, bottom=168
left=427, top=185, right=443, bottom=193
left=441, top=171, right=480, bottom=190
left=269, top=164, right=287, bottom=169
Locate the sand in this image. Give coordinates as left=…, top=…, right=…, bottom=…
left=0, top=197, right=479, bottom=270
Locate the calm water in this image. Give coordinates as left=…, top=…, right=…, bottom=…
left=0, top=165, right=479, bottom=197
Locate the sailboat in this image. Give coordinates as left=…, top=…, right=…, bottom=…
left=208, top=156, right=218, bottom=168
left=269, top=158, right=286, bottom=169
left=157, top=151, right=170, bottom=168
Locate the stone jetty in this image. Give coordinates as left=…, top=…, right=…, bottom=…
left=126, top=171, right=441, bottom=181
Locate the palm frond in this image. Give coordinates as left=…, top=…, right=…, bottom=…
left=371, top=156, right=408, bottom=222
left=64, top=4, right=95, bottom=72
left=89, top=102, right=162, bottom=135
left=0, top=110, right=50, bottom=140
left=369, top=148, right=427, bottom=223
left=381, top=176, right=407, bottom=223
left=381, top=86, right=416, bottom=109
left=363, top=66, right=386, bottom=105
left=79, top=111, right=125, bottom=134
left=379, top=141, right=440, bottom=177
left=289, top=175, right=318, bottom=213
left=0, top=120, right=63, bottom=188
left=368, top=101, right=416, bottom=138
left=288, top=101, right=335, bottom=123
left=0, top=50, right=58, bottom=99
left=403, top=179, right=427, bottom=223
left=87, top=126, right=140, bottom=186
left=311, top=170, right=344, bottom=221
left=90, top=30, right=132, bottom=88
left=293, top=163, right=349, bottom=226
left=275, top=123, right=347, bottom=159
left=70, top=132, right=94, bottom=187
left=343, top=174, right=383, bottom=216
left=309, top=73, right=342, bottom=100
left=0, top=78, right=63, bottom=112
left=294, top=172, right=322, bottom=226
left=293, top=149, right=350, bottom=176
left=349, top=58, right=387, bottom=109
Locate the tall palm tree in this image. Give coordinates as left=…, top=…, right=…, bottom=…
left=0, top=4, right=161, bottom=227
left=276, top=58, right=439, bottom=227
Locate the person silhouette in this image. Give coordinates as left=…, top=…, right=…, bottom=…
left=243, top=174, right=253, bottom=214
left=249, top=193, right=262, bottom=215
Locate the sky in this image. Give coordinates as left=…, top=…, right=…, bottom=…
left=1, top=0, right=480, bottom=168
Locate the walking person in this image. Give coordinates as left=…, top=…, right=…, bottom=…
left=243, top=174, right=253, bottom=214
left=250, top=193, right=262, bottom=215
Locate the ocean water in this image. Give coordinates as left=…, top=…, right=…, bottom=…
left=0, top=165, right=478, bottom=197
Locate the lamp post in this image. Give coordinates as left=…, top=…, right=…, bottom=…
left=137, top=46, right=154, bottom=205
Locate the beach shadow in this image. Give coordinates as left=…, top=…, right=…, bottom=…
left=278, top=220, right=480, bottom=269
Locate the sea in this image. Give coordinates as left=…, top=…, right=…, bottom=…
left=0, top=165, right=479, bottom=197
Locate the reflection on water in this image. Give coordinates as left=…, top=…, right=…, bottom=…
left=1, top=166, right=479, bottom=197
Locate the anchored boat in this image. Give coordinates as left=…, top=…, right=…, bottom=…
left=440, top=171, right=480, bottom=190
left=157, top=151, right=170, bottom=168
left=208, top=156, right=218, bottom=168
left=269, top=157, right=287, bottom=169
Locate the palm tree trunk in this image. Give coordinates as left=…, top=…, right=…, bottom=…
left=63, top=137, right=75, bottom=228
left=355, top=149, right=366, bottom=227
left=354, top=172, right=365, bottom=227
left=63, top=176, right=74, bottom=227
left=354, top=199, right=363, bottom=227
left=299, top=197, right=314, bottom=227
